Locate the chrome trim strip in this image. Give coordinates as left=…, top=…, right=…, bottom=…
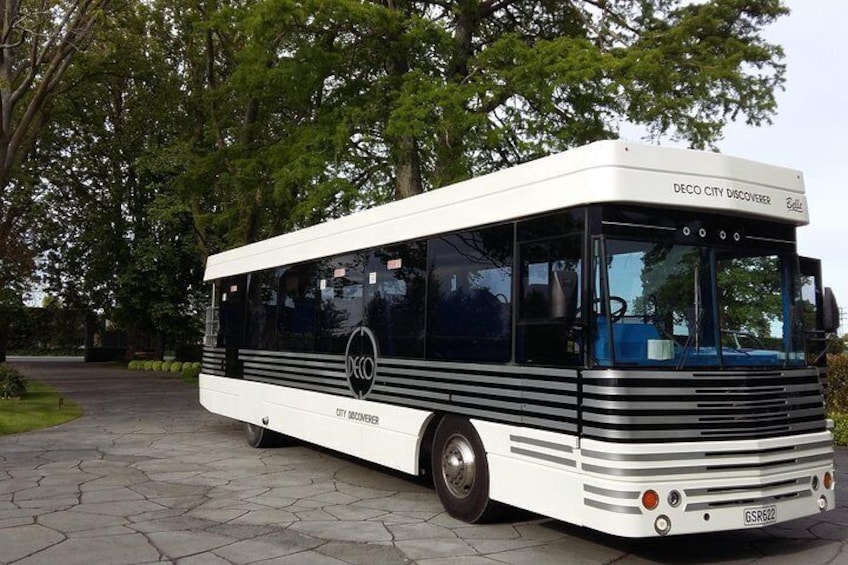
left=684, top=490, right=810, bottom=512
left=510, top=447, right=576, bottom=467
left=510, top=435, right=573, bottom=453
left=684, top=478, right=805, bottom=498
left=584, top=498, right=642, bottom=515
left=746, top=235, right=795, bottom=245
left=601, top=220, right=676, bottom=232
left=583, top=485, right=640, bottom=500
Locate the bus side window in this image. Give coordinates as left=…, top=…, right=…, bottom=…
left=315, top=254, right=366, bottom=354
left=245, top=269, right=280, bottom=350
left=365, top=242, right=426, bottom=359
left=517, top=235, right=583, bottom=366
left=427, top=226, right=513, bottom=363
left=218, top=275, right=247, bottom=349
left=278, top=264, right=317, bottom=353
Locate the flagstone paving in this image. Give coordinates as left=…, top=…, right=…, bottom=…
left=1, top=358, right=846, bottom=564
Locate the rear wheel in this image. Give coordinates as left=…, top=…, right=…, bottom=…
left=243, top=422, right=286, bottom=448
left=431, top=415, right=499, bottom=523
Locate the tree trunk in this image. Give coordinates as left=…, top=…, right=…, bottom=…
left=384, top=0, right=423, bottom=198
left=394, top=135, right=422, bottom=199
left=0, top=308, right=8, bottom=362
left=433, top=0, right=480, bottom=188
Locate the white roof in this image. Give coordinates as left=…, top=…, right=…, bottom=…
left=205, top=140, right=807, bottom=281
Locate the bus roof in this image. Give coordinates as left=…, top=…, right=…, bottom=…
left=205, top=140, right=807, bottom=281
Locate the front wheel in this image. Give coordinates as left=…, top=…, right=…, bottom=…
left=431, top=415, right=499, bottom=523
left=243, top=421, right=286, bottom=448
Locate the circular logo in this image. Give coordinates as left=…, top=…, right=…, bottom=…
left=344, top=327, right=378, bottom=399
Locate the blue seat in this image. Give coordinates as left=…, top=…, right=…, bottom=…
left=595, top=317, right=661, bottom=364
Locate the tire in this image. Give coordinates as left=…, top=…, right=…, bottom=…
left=430, top=415, right=499, bottom=523
left=243, top=421, right=286, bottom=448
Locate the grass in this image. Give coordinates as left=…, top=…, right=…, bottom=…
left=0, top=380, right=82, bottom=435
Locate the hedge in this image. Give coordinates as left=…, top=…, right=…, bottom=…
left=0, top=364, right=27, bottom=399
left=127, top=360, right=200, bottom=375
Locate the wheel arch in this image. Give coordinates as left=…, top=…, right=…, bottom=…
left=417, top=411, right=445, bottom=477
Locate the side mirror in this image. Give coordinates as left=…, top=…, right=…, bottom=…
left=823, top=287, right=840, bottom=333
left=551, top=270, right=578, bottom=320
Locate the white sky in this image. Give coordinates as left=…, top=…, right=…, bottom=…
left=717, top=0, right=848, bottom=333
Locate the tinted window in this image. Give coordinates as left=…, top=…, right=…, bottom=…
left=517, top=210, right=584, bottom=241
left=278, top=263, right=317, bottom=352
left=245, top=269, right=281, bottom=350
left=217, top=275, right=247, bottom=348
left=427, top=225, right=513, bottom=362
left=315, top=254, right=366, bottom=354
left=365, top=242, right=427, bottom=358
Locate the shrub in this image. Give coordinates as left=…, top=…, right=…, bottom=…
left=143, top=360, right=155, bottom=371
left=127, top=360, right=141, bottom=370
left=0, top=364, right=27, bottom=399
left=830, top=413, right=848, bottom=446
left=152, top=360, right=164, bottom=371
left=181, top=364, right=201, bottom=381
left=826, top=354, right=848, bottom=412
left=191, top=361, right=201, bottom=369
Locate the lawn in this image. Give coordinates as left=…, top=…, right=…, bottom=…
left=0, top=380, right=82, bottom=435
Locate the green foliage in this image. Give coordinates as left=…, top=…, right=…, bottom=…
left=826, top=355, right=848, bottom=413
left=716, top=257, right=782, bottom=337
left=148, top=0, right=790, bottom=256
left=827, top=336, right=846, bottom=356
left=7, top=307, right=85, bottom=354
left=130, top=359, right=198, bottom=373
left=181, top=364, right=201, bottom=382
left=830, top=412, right=848, bottom=447
left=0, top=364, right=27, bottom=399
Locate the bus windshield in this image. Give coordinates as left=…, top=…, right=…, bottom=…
left=593, top=238, right=806, bottom=368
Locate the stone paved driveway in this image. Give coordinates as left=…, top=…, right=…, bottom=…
left=1, top=359, right=847, bottom=564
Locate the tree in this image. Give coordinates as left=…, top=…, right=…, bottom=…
left=0, top=0, right=111, bottom=360
left=36, top=2, right=204, bottom=358
left=28, top=1, right=790, bottom=361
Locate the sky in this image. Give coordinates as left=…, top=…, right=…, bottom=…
left=716, top=0, right=847, bottom=333
left=621, top=0, right=848, bottom=334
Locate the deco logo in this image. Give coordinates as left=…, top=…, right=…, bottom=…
left=344, top=327, right=378, bottom=399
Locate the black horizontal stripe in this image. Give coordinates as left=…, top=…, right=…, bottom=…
left=203, top=347, right=824, bottom=442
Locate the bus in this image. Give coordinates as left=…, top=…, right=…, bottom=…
left=200, top=140, right=840, bottom=538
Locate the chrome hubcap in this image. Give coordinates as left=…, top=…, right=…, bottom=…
left=441, top=433, right=476, bottom=499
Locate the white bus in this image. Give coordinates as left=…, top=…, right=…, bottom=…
left=200, top=141, right=840, bottom=537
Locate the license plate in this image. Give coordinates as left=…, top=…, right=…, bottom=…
left=743, top=505, right=777, bottom=527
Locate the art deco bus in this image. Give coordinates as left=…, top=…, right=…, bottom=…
left=200, top=141, right=840, bottom=537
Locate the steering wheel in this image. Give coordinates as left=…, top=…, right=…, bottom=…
left=608, top=296, right=628, bottom=323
